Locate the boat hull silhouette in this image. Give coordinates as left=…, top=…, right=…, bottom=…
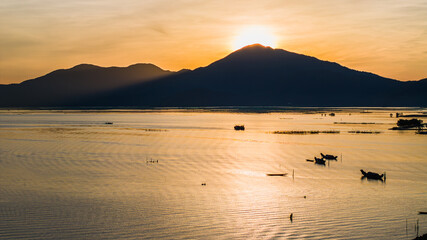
left=360, top=169, right=384, bottom=180
left=315, top=157, right=326, bottom=165
left=321, top=153, right=337, bottom=160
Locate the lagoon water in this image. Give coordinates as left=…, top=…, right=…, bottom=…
left=0, top=109, right=426, bottom=239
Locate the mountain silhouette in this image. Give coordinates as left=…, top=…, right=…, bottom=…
left=0, top=63, right=172, bottom=107
left=74, top=44, right=426, bottom=107
left=1, top=44, right=426, bottom=107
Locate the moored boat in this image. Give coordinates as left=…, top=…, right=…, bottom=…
left=321, top=153, right=337, bottom=160
left=314, top=157, right=326, bottom=165
left=360, top=169, right=384, bottom=180
left=234, top=125, right=245, bottom=131
left=266, top=173, right=287, bottom=176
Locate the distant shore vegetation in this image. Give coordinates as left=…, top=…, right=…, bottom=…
left=390, top=118, right=425, bottom=130
left=271, top=130, right=384, bottom=135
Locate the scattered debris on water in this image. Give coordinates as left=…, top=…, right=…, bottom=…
left=334, top=122, right=376, bottom=125
left=272, top=130, right=340, bottom=134
left=348, top=130, right=381, bottom=134
left=146, top=157, right=159, bottom=164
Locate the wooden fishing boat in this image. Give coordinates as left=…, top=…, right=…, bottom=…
left=321, top=153, right=337, bottom=160
left=360, top=169, right=384, bottom=180
left=234, top=125, right=245, bottom=131
left=315, top=157, right=326, bottom=165
left=266, top=173, right=287, bottom=176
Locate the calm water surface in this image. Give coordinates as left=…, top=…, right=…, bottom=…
left=0, top=109, right=426, bottom=239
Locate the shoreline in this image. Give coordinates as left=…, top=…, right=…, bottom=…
left=0, top=106, right=425, bottom=114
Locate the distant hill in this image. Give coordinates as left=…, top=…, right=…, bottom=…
left=0, top=63, right=173, bottom=107
left=1, top=44, right=426, bottom=107
left=75, top=44, right=427, bottom=107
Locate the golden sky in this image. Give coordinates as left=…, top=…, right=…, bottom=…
left=0, top=0, right=426, bottom=84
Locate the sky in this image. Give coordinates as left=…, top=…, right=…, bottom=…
left=0, top=0, right=426, bottom=84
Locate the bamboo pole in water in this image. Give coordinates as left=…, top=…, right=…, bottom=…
left=417, top=219, right=419, bottom=237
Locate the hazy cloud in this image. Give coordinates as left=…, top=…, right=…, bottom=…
left=0, top=0, right=426, bottom=83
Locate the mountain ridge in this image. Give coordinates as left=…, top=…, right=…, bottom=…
left=0, top=44, right=425, bottom=107
left=0, top=63, right=174, bottom=107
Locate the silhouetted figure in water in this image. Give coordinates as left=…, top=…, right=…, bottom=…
left=290, top=213, right=293, bottom=222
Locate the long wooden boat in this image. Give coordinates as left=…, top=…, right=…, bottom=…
left=266, top=173, right=288, bottom=176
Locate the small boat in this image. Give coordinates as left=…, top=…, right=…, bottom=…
left=104, top=122, right=113, bottom=125
left=314, top=157, right=326, bottom=165
left=321, top=153, right=338, bottom=160
left=419, top=212, right=427, bottom=215
left=266, top=173, right=287, bottom=177
left=360, top=169, right=384, bottom=180
left=234, top=125, right=245, bottom=131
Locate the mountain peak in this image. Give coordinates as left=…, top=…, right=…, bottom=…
left=70, top=64, right=101, bottom=71
left=238, top=43, right=273, bottom=50
left=127, top=63, right=165, bottom=71
left=128, top=63, right=156, bottom=68
left=225, top=44, right=296, bottom=61
left=206, top=43, right=295, bottom=69
left=232, top=44, right=275, bottom=54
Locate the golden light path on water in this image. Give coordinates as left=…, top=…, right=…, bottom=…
left=0, top=108, right=426, bottom=239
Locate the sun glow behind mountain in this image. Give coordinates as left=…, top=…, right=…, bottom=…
left=232, top=26, right=277, bottom=51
